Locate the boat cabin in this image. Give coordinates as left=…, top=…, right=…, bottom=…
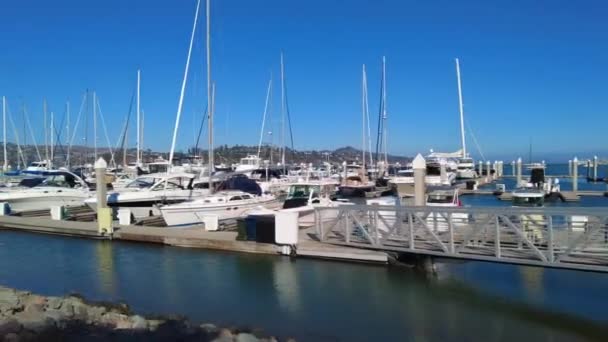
left=426, top=189, right=461, bottom=207
left=512, top=189, right=544, bottom=207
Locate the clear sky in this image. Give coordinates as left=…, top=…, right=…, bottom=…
left=1, top=0, right=607, bottom=161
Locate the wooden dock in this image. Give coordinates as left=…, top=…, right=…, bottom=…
left=0, top=208, right=388, bottom=264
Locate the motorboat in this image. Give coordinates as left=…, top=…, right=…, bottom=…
left=85, top=172, right=207, bottom=218
left=248, top=180, right=346, bottom=227
left=159, top=190, right=279, bottom=227
left=338, top=175, right=375, bottom=197
left=21, top=161, right=51, bottom=175
left=511, top=188, right=544, bottom=207
left=425, top=188, right=468, bottom=231
left=456, top=157, right=477, bottom=179
left=0, top=170, right=92, bottom=212
left=388, top=163, right=455, bottom=198
left=235, top=155, right=261, bottom=175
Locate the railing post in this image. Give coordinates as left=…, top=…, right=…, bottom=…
left=373, top=209, right=379, bottom=246
left=344, top=210, right=350, bottom=244
left=408, top=212, right=415, bottom=250
left=495, top=215, right=501, bottom=258
left=548, top=215, right=554, bottom=263
left=448, top=212, right=454, bottom=253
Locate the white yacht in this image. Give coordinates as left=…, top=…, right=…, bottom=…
left=388, top=163, right=455, bottom=198
left=159, top=190, right=279, bottom=227
left=22, top=161, right=51, bottom=175
left=85, top=173, right=207, bottom=218
left=235, top=155, right=261, bottom=175
left=0, top=170, right=92, bottom=212
left=456, top=157, right=477, bottom=179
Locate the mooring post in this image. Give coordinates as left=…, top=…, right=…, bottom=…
left=342, top=161, right=347, bottom=182
left=413, top=154, right=426, bottom=206
left=95, top=157, right=113, bottom=235
left=572, top=157, right=578, bottom=192
left=568, top=160, right=572, bottom=177
left=478, top=160, right=483, bottom=178
left=486, top=161, right=491, bottom=182
left=593, top=156, right=598, bottom=181
left=516, top=157, right=522, bottom=187
left=511, top=160, right=515, bottom=176
left=440, top=162, right=447, bottom=184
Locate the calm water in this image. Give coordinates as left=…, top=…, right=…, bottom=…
left=0, top=231, right=607, bottom=341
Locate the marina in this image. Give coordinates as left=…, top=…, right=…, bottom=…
left=1, top=0, right=608, bottom=341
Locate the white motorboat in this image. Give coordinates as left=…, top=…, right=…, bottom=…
left=21, top=161, right=50, bottom=175
left=160, top=190, right=279, bottom=227
left=85, top=172, right=206, bottom=218
left=388, top=163, right=455, bottom=197
left=425, top=188, right=468, bottom=231
left=0, top=170, right=92, bottom=212
left=235, top=155, right=261, bottom=176
left=512, top=188, right=544, bottom=207
left=456, top=157, right=477, bottom=179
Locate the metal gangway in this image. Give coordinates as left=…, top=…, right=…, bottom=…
left=314, top=205, right=608, bottom=272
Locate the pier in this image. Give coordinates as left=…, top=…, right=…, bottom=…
left=314, top=204, right=608, bottom=272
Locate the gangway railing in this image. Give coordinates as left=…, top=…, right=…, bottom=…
left=314, top=205, right=608, bottom=272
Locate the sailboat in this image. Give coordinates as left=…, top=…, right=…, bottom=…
left=453, top=58, right=477, bottom=180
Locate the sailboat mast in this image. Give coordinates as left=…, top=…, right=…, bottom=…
left=168, top=0, right=201, bottom=168
left=455, top=58, right=466, bottom=158
left=93, top=91, right=97, bottom=161
left=2, top=96, right=7, bottom=171
left=257, top=77, right=272, bottom=158
left=207, top=0, right=214, bottom=193
left=50, top=111, right=54, bottom=168
left=43, top=99, right=48, bottom=163
left=382, top=56, right=388, bottom=165
left=141, top=110, right=144, bottom=163
left=361, top=64, right=366, bottom=169
left=136, top=69, right=141, bottom=166
left=280, top=52, right=286, bottom=170
left=66, top=101, right=70, bottom=167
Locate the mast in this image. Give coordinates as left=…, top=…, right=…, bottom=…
left=136, top=69, right=141, bottom=166
left=280, top=51, right=286, bottom=170
left=141, top=110, right=144, bottom=163
left=43, top=99, right=48, bottom=162
left=382, top=56, right=388, bottom=166
left=361, top=64, right=366, bottom=170
left=93, top=91, right=97, bottom=161
left=455, top=58, right=466, bottom=158
left=168, top=0, right=201, bottom=169
left=257, top=77, right=272, bottom=159
left=66, top=101, right=70, bottom=167
left=207, top=0, right=214, bottom=193
left=2, top=96, right=7, bottom=171
left=50, top=111, right=54, bottom=168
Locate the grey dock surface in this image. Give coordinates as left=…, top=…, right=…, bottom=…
left=0, top=208, right=388, bottom=264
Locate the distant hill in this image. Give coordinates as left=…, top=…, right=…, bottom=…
left=0, top=143, right=411, bottom=168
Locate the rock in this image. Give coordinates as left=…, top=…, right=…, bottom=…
left=3, top=332, right=19, bottom=342
left=237, top=333, right=260, bottom=342
left=212, top=328, right=234, bottom=342
left=0, top=318, right=22, bottom=336
left=44, top=309, right=66, bottom=329
left=46, top=297, right=63, bottom=310
left=58, top=301, right=74, bottom=318
left=131, top=315, right=147, bottom=330
left=147, top=319, right=163, bottom=331
left=200, top=323, right=219, bottom=334
left=13, top=312, right=52, bottom=334
left=85, top=305, right=107, bottom=323
left=0, top=288, right=22, bottom=313
left=22, top=295, right=46, bottom=315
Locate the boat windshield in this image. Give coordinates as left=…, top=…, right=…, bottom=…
left=148, top=164, right=169, bottom=174
left=126, top=177, right=156, bottom=189
left=41, top=174, right=78, bottom=188
left=287, top=185, right=319, bottom=199
left=513, top=196, right=544, bottom=207
left=459, top=158, right=474, bottom=164
left=427, top=193, right=455, bottom=204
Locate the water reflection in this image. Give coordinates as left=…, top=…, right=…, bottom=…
left=0, top=231, right=607, bottom=341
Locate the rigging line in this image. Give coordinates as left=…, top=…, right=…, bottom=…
left=6, top=105, right=27, bottom=168
left=22, top=104, right=42, bottom=162
left=116, top=91, right=135, bottom=152
left=466, top=120, right=486, bottom=162
left=375, top=66, right=384, bottom=162
left=68, top=92, right=88, bottom=148
left=51, top=111, right=67, bottom=160
left=193, top=105, right=208, bottom=158
left=283, top=72, right=295, bottom=156
left=95, top=97, right=117, bottom=166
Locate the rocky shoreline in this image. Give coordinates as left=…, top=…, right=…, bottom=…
left=0, top=286, right=293, bottom=342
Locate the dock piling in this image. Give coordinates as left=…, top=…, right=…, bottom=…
left=573, top=157, right=578, bottom=192
left=413, top=154, right=426, bottom=206
left=516, top=157, right=522, bottom=187
left=95, top=157, right=113, bottom=235
left=593, top=156, right=598, bottom=181
left=486, top=161, right=491, bottom=182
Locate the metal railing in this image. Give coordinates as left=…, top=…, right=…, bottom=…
left=314, top=205, right=608, bottom=272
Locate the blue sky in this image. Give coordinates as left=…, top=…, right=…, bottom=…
left=0, top=0, right=607, bottom=161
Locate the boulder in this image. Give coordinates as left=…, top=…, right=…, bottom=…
left=237, top=332, right=260, bottom=342
left=0, top=288, right=22, bottom=313
left=46, top=297, right=63, bottom=310
left=131, top=315, right=148, bottom=330
left=13, top=311, right=52, bottom=334
left=0, top=318, right=22, bottom=336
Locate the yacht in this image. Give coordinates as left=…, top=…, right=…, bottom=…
left=388, top=163, right=455, bottom=198
left=22, top=161, right=51, bottom=175
left=235, top=155, right=261, bottom=175
left=456, top=157, right=477, bottom=179
left=425, top=188, right=468, bottom=231
left=159, top=190, right=279, bottom=227
left=0, top=170, right=92, bottom=212
left=338, top=175, right=375, bottom=197
left=85, top=173, right=207, bottom=218
left=511, top=188, right=545, bottom=207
